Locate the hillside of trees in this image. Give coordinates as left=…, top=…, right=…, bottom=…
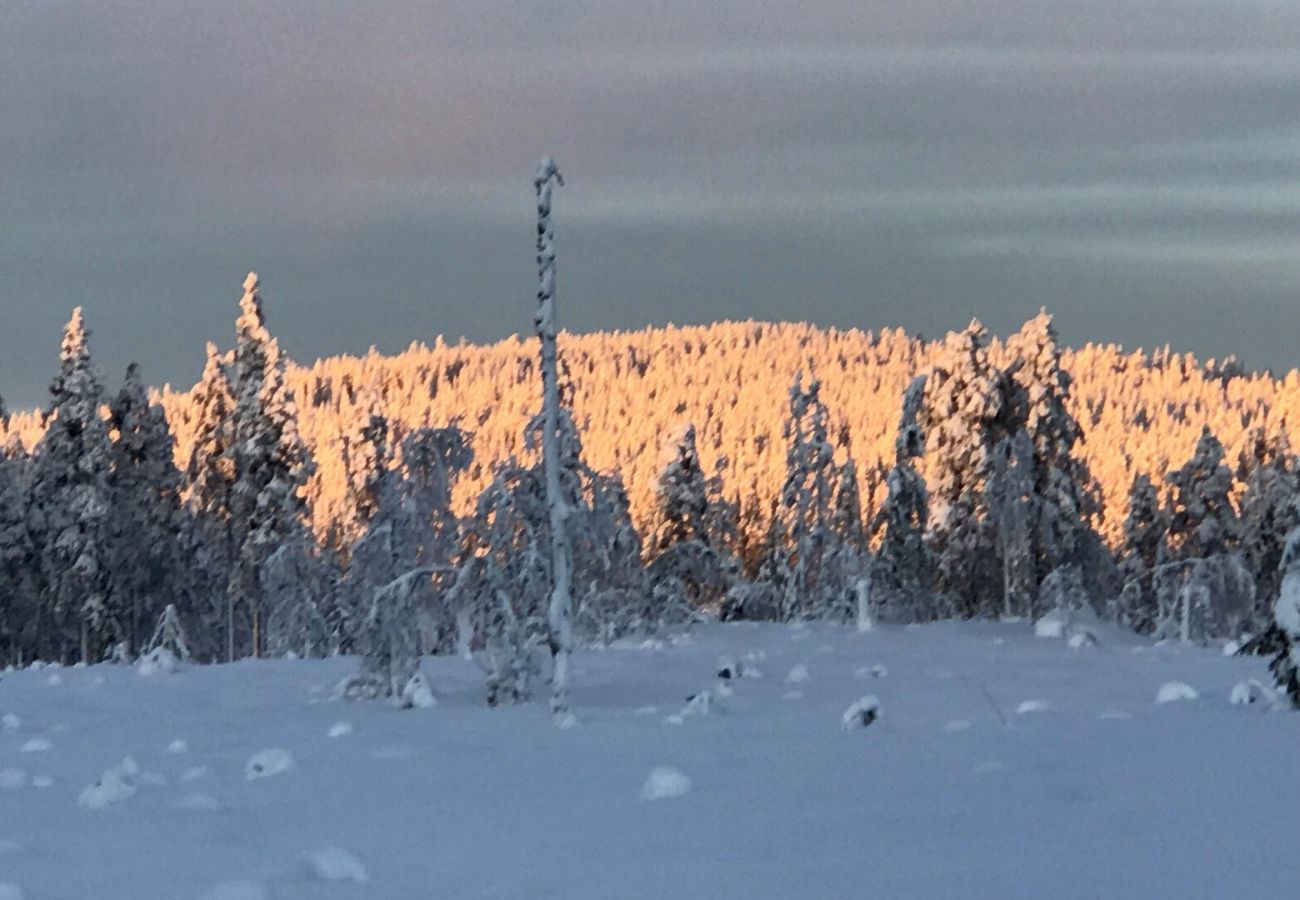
left=3, top=271, right=1300, bottom=705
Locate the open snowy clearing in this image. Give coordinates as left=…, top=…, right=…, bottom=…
left=0, top=620, right=1295, bottom=899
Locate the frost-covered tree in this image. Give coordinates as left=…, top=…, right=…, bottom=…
left=106, top=363, right=188, bottom=657
left=1270, top=529, right=1300, bottom=707
left=919, top=322, right=1018, bottom=616
left=28, top=308, right=113, bottom=662
left=872, top=376, right=933, bottom=622
left=1159, top=427, right=1254, bottom=641
left=341, top=568, right=434, bottom=708
left=184, top=343, right=239, bottom=661
left=1114, top=473, right=1169, bottom=632
left=1237, top=429, right=1300, bottom=631
left=1005, top=312, right=1102, bottom=597
left=533, top=158, right=577, bottom=725
left=647, top=424, right=734, bottom=612
left=227, top=273, right=317, bottom=658
left=0, top=432, right=36, bottom=664
left=987, top=428, right=1036, bottom=618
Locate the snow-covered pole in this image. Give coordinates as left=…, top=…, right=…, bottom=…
left=534, top=157, right=575, bottom=726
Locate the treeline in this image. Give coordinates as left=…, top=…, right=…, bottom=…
left=1, top=275, right=1298, bottom=672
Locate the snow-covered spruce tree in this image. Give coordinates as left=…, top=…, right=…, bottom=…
left=1114, top=473, right=1169, bottom=633
left=227, top=273, right=317, bottom=658
left=106, top=363, right=189, bottom=657
left=1158, top=427, right=1254, bottom=642
left=0, top=431, right=37, bottom=665
left=871, top=376, right=933, bottom=622
left=918, top=322, right=1018, bottom=617
left=533, top=158, right=577, bottom=725
left=1269, top=528, right=1300, bottom=707
left=1237, top=428, right=1300, bottom=633
left=145, top=603, right=192, bottom=663
left=398, top=425, right=473, bottom=572
left=341, top=568, right=434, bottom=708
left=184, top=342, right=240, bottom=661
left=758, top=373, right=853, bottom=621
left=987, top=428, right=1036, bottom=619
left=647, top=423, right=733, bottom=613
left=1005, top=311, right=1106, bottom=615
left=28, top=308, right=113, bottom=663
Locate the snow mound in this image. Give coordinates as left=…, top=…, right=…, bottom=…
left=1222, top=639, right=1242, bottom=656
left=245, top=748, right=295, bottom=781
left=0, top=714, right=19, bottom=732
left=167, top=739, right=189, bottom=754
left=554, top=710, right=579, bottom=729
left=397, top=671, right=436, bottom=709
left=1229, top=680, right=1276, bottom=707
left=1099, top=709, right=1135, bottom=720
left=640, top=765, right=692, bottom=801
left=1068, top=631, right=1097, bottom=649
left=44, top=673, right=63, bottom=687
left=198, top=880, right=269, bottom=900
left=784, top=664, right=810, bottom=684
left=1016, top=700, right=1051, bottom=714
left=1033, top=612, right=1068, bottom=639
left=0, top=882, right=25, bottom=900
left=841, top=695, right=881, bottom=729
left=681, top=691, right=714, bottom=718
left=1156, top=681, right=1199, bottom=704
left=78, top=758, right=139, bottom=809
left=136, top=646, right=180, bottom=676
left=181, top=766, right=209, bottom=782
left=328, top=720, right=354, bottom=738
left=0, top=770, right=27, bottom=791
left=177, top=793, right=222, bottom=812
left=304, top=846, right=370, bottom=883
left=855, top=664, right=888, bottom=680
left=19, top=738, right=51, bottom=753
left=31, top=776, right=53, bottom=789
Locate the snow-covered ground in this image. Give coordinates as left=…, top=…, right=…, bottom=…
left=0, top=620, right=1294, bottom=899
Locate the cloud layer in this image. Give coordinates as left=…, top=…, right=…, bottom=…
left=3, top=0, right=1299, bottom=405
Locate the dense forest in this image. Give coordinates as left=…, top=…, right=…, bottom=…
left=3, top=272, right=1300, bottom=705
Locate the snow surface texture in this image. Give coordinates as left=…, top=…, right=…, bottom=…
left=0, top=620, right=1295, bottom=898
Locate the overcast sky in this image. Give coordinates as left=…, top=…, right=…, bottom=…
left=3, top=0, right=1300, bottom=408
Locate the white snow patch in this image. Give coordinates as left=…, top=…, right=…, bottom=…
left=783, top=664, right=810, bottom=684
left=198, top=881, right=269, bottom=900
left=44, top=673, right=63, bottom=687
left=662, top=714, right=685, bottom=726
left=0, top=769, right=28, bottom=791
left=1034, top=612, right=1068, bottom=639
left=78, top=758, right=139, bottom=809
left=136, top=646, right=180, bottom=676
left=1068, top=631, right=1097, bottom=649
left=245, top=748, right=295, bottom=781
left=19, top=738, right=52, bottom=753
left=181, top=766, right=209, bottom=782
left=1016, top=700, right=1052, bottom=714
left=328, top=720, right=354, bottom=739
left=681, top=691, right=714, bottom=718
left=640, top=766, right=692, bottom=801
left=178, top=793, right=222, bottom=812
left=0, top=714, right=19, bottom=732
left=31, top=776, right=53, bottom=789
left=1156, top=681, right=1199, bottom=704
left=841, top=695, right=881, bottom=729
left=854, top=664, right=889, bottom=680
left=398, top=671, right=436, bottom=709
left=1222, top=639, right=1242, bottom=656
left=167, top=739, right=189, bottom=754
left=304, top=846, right=370, bottom=883
left=1229, top=680, right=1276, bottom=707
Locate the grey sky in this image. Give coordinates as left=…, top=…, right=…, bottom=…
left=4, top=0, right=1300, bottom=408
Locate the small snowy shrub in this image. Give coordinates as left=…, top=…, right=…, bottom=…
left=78, top=758, right=139, bottom=809
left=1229, top=680, right=1276, bottom=707
left=841, top=695, right=881, bottom=729
left=135, top=646, right=180, bottom=677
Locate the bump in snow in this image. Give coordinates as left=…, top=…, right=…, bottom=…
left=167, top=739, right=189, bottom=754
left=245, top=748, right=295, bottom=781
left=19, top=738, right=51, bottom=753
left=304, top=846, right=370, bottom=883
left=328, top=720, right=354, bottom=738
left=78, top=758, right=139, bottom=809
left=640, top=766, right=693, bottom=801
left=1229, top=680, right=1276, bottom=707
left=1016, top=700, right=1052, bottom=714
left=783, top=664, right=810, bottom=684
left=841, top=695, right=881, bottom=729
left=1155, top=681, right=1199, bottom=704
